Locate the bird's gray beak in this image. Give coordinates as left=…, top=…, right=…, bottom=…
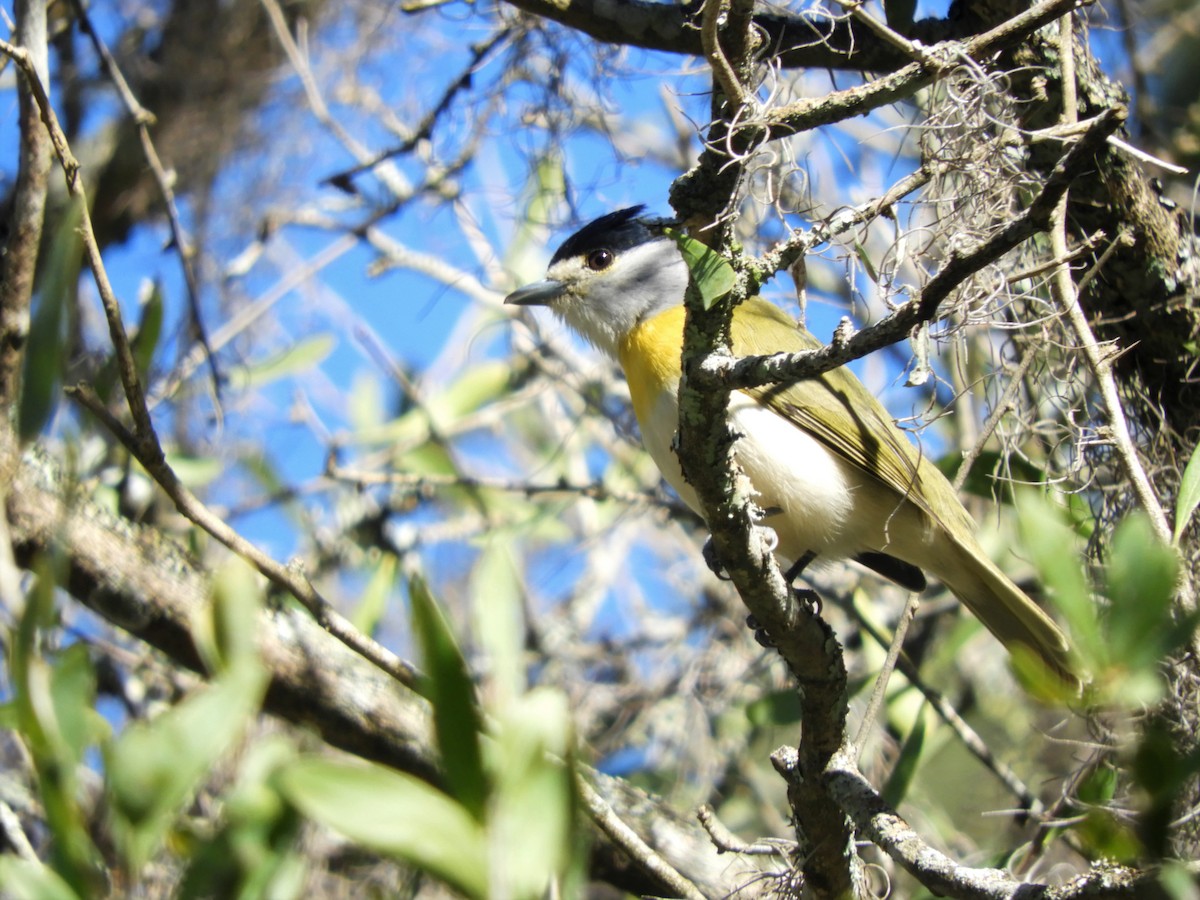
left=504, top=279, right=565, bottom=307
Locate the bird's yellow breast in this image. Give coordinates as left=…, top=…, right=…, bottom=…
left=617, top=307, right=687, bottom=425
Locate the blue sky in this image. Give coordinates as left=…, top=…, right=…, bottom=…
left=4, top=0, right=1143, bottom=591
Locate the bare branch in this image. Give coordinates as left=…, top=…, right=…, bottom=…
left=577, top=775, right=708, bottom=900
left=0, top=0, right=51, bottom=416
left=4, top=442, right=774, bottom=897
left=500, top=0, right=923, bottom=72
left=0, top=35, right=156, bottom=448
left=67, top=0, right=223, bottom=407
left=852, top=592, right=919, bottom=753
left=66, top=382, right=422, bottom=691
left=1046, top=15, right=1173, bottom=554
left=827, top=749, right=1178, bottom=898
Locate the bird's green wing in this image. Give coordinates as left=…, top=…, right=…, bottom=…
left=730, top=299, right=972, bottom=534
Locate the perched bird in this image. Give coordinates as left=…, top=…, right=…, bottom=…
left=506, top=206, right=1073, bottom=681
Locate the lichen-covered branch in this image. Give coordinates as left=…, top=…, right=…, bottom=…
left=3, top=443, right=770, bottom=898
left=700, top=107, right=1123, bottom=394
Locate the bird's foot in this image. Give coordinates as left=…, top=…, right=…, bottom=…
left=745, top=588, right=821, bottom=647
left=702, top=536, right=731, bottom=581
left=793, top=587, right=822, bottom=616
left=745, top=614, right=775, bottom=648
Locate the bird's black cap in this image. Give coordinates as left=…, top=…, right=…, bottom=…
left=549, top=206, right=671, bottom=265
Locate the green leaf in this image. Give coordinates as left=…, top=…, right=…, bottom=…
left=853, top=241, right=879, bottom=284
left=132, top=279, right=164, bottom=380
left=1174, top=448, right=1200, bottom=544
left=230, top=334, right=335, bottom=390
left=107, top=660, right=268, bottom=869
left=279, top=757, right=487, bottom=899
left=208, top=557, right=265, bottom=674
left=529, top=155, right=567, bottom=225
left=665, top=230, right=736, bottom=310
left=348, top=370, right=387, bottom=432
left=745, top=690, right=802, bottom=727
left=10, top=561, right=105, bottom=894
left=1075, top=763, right=1118, bottom=806
left=1015, top=492, right=1097, bottom=661
left=1074, top=809, right=1141, bottom=861
left=409, top=574, right=489, bottom=820
left=177, top=737, right=302, bottom=900
left=490, top=689, right=578, bottom=900
left=1158, top=861, right=1200, bottom=900
left=20, top=196, right=83, bottom=440
left=1106, top=514, right=1181, bottom=673
left=429, top=361, right=513, bottom=431
left=0, top=858, right=81, bottom=900
left=1131, top=723, right=1200, bottom=859
left=470, top=542, right=525, bottom=706
left=48, top=644, right=102, bottom=769
left=352, top=553, right=398, bottom=634
left=881, top=704, right=926, bottom=808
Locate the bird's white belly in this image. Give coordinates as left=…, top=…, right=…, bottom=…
left=639, top=389, right=878, bottom=565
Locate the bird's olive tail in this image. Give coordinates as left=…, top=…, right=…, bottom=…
left=940, top=542, right=1077, bottom=687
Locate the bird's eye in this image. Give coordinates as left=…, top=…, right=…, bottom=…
left=585, top=249, right=614, bottom=271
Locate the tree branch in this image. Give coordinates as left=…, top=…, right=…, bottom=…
left=762, top=0, right=1092, bottom=141
left=498, top=0, right=958, bottom=72
left=4, top=442, right=770, bottom=898
left=673, top=2, right=864, bottom=894
left=0, top=0, right=51, bottom=418
left=700, top=106, right=1124, bottom=394
left=825, top=749, right=1177, bottom=899
left=67, top=0, right=222, bottom=405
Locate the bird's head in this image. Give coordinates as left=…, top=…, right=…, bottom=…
left=504, top=206, right=689, bottom=358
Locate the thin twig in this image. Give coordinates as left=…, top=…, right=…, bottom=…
left=827, top=0, right=931, bottom=62
left=1003, top=228, right=1106, bottom=284
left=577, top=774, right=707, bottom=900
left=67, top=383, right=422, bottom=691
left=701, top=0, right=752, bottom=110
left=321, top=28, right=511, bottom=186
left=1105, top=135, right=1189, bottom=175
left=1047, top=16, right=1172, bottom=549
left=67, top=0, right=223, bottom=408
left=850, top=605, right=1041, bottom=812
left=697, top=805, right=794, bottom=856
left=853, top=592, right=919, bottom=753
left=328, top=462, right=674, bottom=509
left=952, top=349, right=1036, bottom=493
left=758, top=164, right=933, bottom=278
left=826, top=749, right=1034, bottom=898
left=0, top=36, right=155, bottom=447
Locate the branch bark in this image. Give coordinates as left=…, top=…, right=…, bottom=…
left=0, top=0, right=51, bottom=418
left=498, top=0, right=960, bottom=72
left=692, top=106, right=1124, bottom=396
left=3, top=443, right=770, bottom=898
left=673, top=2, right=863, bottom=896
